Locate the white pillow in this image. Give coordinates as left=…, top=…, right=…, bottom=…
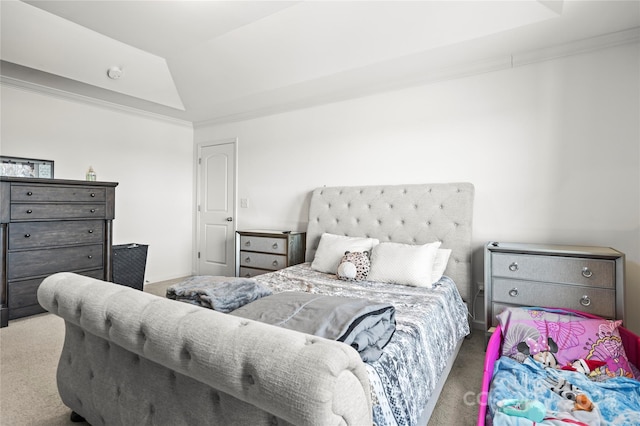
left=431, top=248, right=452, bottom=284
left=368, top=241, right=441, bottom=288
left=311, top=233, right=380, bottom=274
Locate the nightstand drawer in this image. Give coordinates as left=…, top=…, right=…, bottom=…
left=239, top=267, right=269, bottom=278
left=492, top=278, right=615, bottom=318
left=492, top=253, right=615, bottom=288
left=9, top=220, right=104, bottom=249
left=11, top=184, right=106, bottom=202
left=239, top=251, right=287, bottom=271
left=239, top=235, right=287, bottom=254
left=11, top=204, right=106, bottom=221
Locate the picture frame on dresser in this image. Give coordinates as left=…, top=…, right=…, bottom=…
left=0, top=156, right=54, bottom=179
left=484, top=242, right=625, bottom=341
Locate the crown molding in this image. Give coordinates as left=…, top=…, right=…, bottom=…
left=513, top=27, right=640, bottom=67
left=0, top=76, right=193, bottom=128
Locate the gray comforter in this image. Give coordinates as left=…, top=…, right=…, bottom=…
left=231, top=291, right=396, bottom=362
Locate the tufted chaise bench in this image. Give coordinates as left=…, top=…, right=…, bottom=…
left=38, top=272, right=372, bottom=425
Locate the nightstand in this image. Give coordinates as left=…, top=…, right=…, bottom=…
left=236, top=230, right=306, bottom=277
left=484, top=242, right=625, bottom=338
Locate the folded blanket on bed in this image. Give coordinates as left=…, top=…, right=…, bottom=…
left=166, top=276, right=272, bottom=313
left=230, top=291, right=396, bottom=362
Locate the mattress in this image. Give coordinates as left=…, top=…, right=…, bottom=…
left=254, top=262, right=470, bottom=426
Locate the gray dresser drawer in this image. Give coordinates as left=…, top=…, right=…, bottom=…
left=11, top=203, right=106, bottom=220
left=7, top=269, right=104, bottom=320
left=7, top=244, right=104, bottom=280
left=492, top=278, right=616, bottom=319
left=239, top=267, right=269, bottom=278
left=11, top=184, right=106, bottom=202
left=239, top=251, right=287, bottom=271
left=9, top=220, right=104, bottom=249
left=239, top=235, right=287, bottom=254
left=492, top=252, right=615, bottom=288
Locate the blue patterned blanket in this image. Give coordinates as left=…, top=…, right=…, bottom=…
left=489, top=356, right=640, bottom=425
left=255, top=263, right=470, bottom=426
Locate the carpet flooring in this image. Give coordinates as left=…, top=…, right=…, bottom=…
left=0, top=279, right=485, bottom=425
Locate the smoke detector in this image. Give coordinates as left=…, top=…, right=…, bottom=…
left=107, top=66, right=123, bottom=80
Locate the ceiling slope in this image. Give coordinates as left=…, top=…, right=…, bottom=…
left=1, top=1, right=639, bottom=125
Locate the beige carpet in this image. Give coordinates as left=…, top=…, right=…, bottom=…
left=0, top=280, right=485, bottom=425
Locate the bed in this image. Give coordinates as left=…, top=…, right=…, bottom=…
left=251, top=183, right=475, bottom=425
left=478, top=307, right=640, bottom=426
left=38, top=182, right=475, bottom=425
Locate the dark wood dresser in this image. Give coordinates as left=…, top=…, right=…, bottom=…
left=0, top=177, right=118, bottom=327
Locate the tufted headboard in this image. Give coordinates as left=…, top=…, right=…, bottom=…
left=306, top=183, right=475, bottom=305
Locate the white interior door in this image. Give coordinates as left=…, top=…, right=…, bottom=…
left=197, top=141, right=236, bottom=276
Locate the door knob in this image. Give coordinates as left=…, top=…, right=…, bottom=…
left=226, top=217, right=233, bottom=222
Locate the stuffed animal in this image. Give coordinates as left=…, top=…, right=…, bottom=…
left=560, top=359, right=607, bottom=376
left=336, top=251, right=370, bottom=282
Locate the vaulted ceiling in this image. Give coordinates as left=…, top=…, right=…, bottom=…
left=1, top=1, right=639, bottom=125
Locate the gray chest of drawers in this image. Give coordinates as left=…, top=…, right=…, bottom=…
left=0, top=177, right=118, bottom=326
left=236, top=230, right=306, bottom=278
left=484, top=242, right=625, bottom=332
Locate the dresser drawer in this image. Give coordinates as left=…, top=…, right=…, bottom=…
left=239, top=235, right=287, bottom=255
left=492, top=253, right=615, bottom=288
left=8, top=269, right=104, bottom=320
left=9, top=220, right=104, bottom=250
left=11, top=203, right=106, bottom=220
left=492, top=278, right=615, bottom=318
left=7, top=244, right=104, bottom=280
left=11, top=184, right=106, bottom=202
left=239, top=251, right=287, bottom=271
left=239, top=267, right=269, bottom=278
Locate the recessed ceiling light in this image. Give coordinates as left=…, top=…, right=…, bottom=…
left=107, top=66, right=123, bottom=80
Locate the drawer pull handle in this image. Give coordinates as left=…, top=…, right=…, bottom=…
left=581, top=267, right=593, bottom=278
left=88, top=229, right=94, bottom=234
left=580, top=295, right=591, bottom=307
left=88, top=255, right=93, bottom=259
left=26, top=191, right=33, bottom=196
left=244, top=273, right=252, bottom=278
left=245, top=257, right=251, bottom=263
left=508, top=262, right=519, bottom=272
left=90, top=193, right=96, bottom=198
left=90, top=209, right=96, bottom=213
left=26, top=209, right=33, bottom=214
left=244, top=241, right=251, bottom=247
left=24, top=233, right=31, bottom=238
left=272, top=260, right=279, bottom=267
left=508, top=288, right=519, bottom=297
left=272, top=243, right=279, bottom=250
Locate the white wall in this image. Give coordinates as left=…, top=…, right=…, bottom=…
left=1, top=86, right=194, bottom=283
left=196, top=42, right=640, bottom=333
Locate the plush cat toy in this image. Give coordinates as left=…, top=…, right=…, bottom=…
left=336, top=251, right=370, bottom=282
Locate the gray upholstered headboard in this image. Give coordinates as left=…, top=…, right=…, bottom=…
left=306, top=183, right=475, bottom=305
